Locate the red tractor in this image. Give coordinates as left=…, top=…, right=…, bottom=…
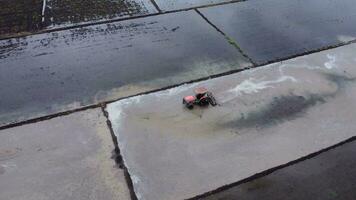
left=183, top=87, right=217, bottom=109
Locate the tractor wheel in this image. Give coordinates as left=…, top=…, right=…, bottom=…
left=207, top=92, right=217, bottom=106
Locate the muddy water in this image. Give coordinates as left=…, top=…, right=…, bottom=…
left=111, top=63, right=356, bottom=138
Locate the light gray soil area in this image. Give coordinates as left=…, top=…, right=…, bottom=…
left=0, top=109, right=130, bottom=200
left=107, top=43, right=356, bottom=200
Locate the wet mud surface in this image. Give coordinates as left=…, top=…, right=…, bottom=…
left=229, top=95, right=327, bottom=129
left=0, top=10, right=250, bottom=126
left=202, top=140, right=356, bottom=200
left=200, top=0, right=356, bottom=64
left=154, top=0, right=232, bottom=11
left=225, top=74, right=356, bottom=130
left=0, top=165, right=5, bottom=175
left=0, top=0, right=156, bottom=36
left=107, top=43, right=356, bottom=200
left=0, top=148, right=22, bottom=161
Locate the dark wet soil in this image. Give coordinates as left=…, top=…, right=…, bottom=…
left=154, top=0, right=231, bottom=11
left=231, top=94, right=326, bottom=129
left=43, top=0, right=154, bottom=27
left=0, top=0, right=43, bottom=35
left=0, top=0, right=156, bottom=36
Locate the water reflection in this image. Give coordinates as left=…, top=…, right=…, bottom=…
left=200, top=0, right=356, bottom=64
left=0, top=21, right=162, bottom=59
